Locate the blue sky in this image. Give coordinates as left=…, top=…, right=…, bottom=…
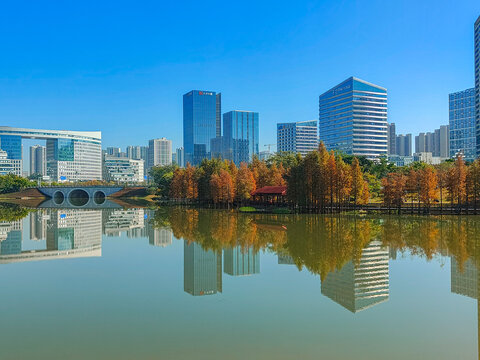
left=0, top=0, right=479, bottom=152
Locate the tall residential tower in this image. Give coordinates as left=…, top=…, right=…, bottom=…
left=319, top=77, right=388, bottom=160
left=29, top=145, right=46, bottom=177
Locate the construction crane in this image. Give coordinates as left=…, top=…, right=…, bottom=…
left=264, top=144, right=276, bottom=153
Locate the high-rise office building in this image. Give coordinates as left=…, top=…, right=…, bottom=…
left=277, top=120, right=318, bottom=157
left=415, top=126, right=449, bottom=158
left=147, top=138, right=172, bottom=169
left=184, top=241, right=222, bottom=296
left=222, top=111, right=259, bottom=165
left=224, top=246, right=260, bottom=276
left=475, top=16, right=480, bottom=156
left=321, top=240, right=389, bottom=313
left=395, top=134, right=412, bottom=156
left=319, top=77, right=388, bottom=160
left=449, top=88, right=476, bottom=161
left=29, top=145, right=46, bottom=176
left=175, top=147, right=185, bottom=167
left=387, top=123, right=396, bottom=155
left=183, top=90, right=220, bottom=166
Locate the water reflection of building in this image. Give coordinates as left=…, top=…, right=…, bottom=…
left=30, top=210, right=49, bottom=240
left=148, top=227, right=173, bottom=247
left=0, top=220, right=22, bottom=255
left=184, top=241, right=222, bottom=296
left=450, top=256, right=480, bottom=359
left=321, top=240, right=390, bottom=313
left=0, top=210, right=102, bottom=263
left=103, top=209, right=145, bottom=237
left=224, top=246, right=260, bottom=276
left=451, top=258, right=478, bottom=299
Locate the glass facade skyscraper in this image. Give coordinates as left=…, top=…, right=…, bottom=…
left=222, top=110, right=259, bottom=165
left=449, top=88, right=476, bottom=161
left=277, top=120, right=318, bottom=156
left=319, top=77, right=388, bottom=160
left=476, top=16, right=480, bottom=156
left=183, top=90, right=220, bottom=166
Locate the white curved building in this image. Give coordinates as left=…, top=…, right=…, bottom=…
left=0, top=126, right=102, bottom=182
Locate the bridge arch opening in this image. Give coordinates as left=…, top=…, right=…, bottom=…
left=68, top=189, right=89, bottom=207
left=93, top=191, right=106, bottom=205
left=53, top=191, right=65, bottom=205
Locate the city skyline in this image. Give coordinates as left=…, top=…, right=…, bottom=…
left=0, top=2, right=478, bottom=153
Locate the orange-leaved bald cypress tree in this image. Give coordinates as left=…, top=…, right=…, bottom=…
left=170, top=168, right=185, bottom=199
left=382, top=172, right=407, bottom=212
left=447, top=155, right=467, bottom=210
left=350, top=157, right=364, bottom=208
left=235, top=162, right=256, bottom=203
left=210, top=173, right=222, bottom=204
left=219, top=169, right=235, bottom=207
left=326, top=151, right=337, bottom=210
left=335, top=155, right=352, bottom=209
left=436, top=163, right=450, bottom=212
left=184, top=163, right=198, bottom=200
left=317, top=142, right=329, bottom=211
left=467, top=159, right=480, bottom=213
left=419, top=166, right=438, bottom=212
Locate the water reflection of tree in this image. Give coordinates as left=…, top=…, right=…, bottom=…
left=283, top=216, right=378, bottom=280
left=0, top=204, right=31, bottom=222
left=153, top=207, right=480, bottom=278
left=152, top=207, right=287, bottom=253
left=380, top=216, right=480, bottom=272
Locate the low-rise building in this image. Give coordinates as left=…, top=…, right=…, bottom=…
left=0, top=150, right=18, bottom=175
left=387, top=155, right=414, bottom=167
left=413, top=152, right=445, bottom=165
left=103, top=156, right=144, bottom=184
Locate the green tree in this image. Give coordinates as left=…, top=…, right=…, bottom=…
left=149, top=164, right=178, bottom=197
left=0, top=174, right=35, bottom=194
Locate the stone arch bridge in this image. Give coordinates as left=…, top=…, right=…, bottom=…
left=37, top=186, right=123, bottom=207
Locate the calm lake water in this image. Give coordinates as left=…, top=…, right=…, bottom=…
left=0, top=205, right=479, bottom=359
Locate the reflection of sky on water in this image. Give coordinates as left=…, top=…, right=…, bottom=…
left=0, top=208, right=477, bottom=359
